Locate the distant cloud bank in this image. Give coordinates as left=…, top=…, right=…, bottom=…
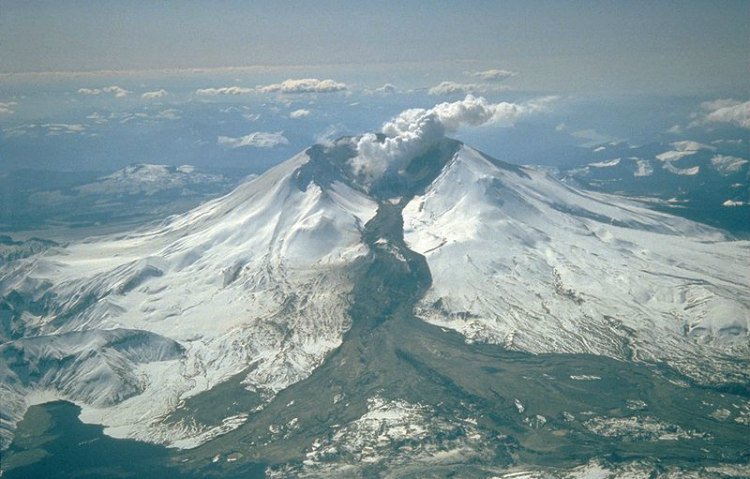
left=78, top=86, right=130, bottom=98
left=289, top=109, right=310, bottom=119
left=0, top=101, right=17, bottom=115
left=141, top=89, right=168, bottom=100
left=196, top=86, right=254, bottom=96
left=428, top=81, right=510, bottom=96
left=429, top=68, right=517, bottom=96
left=429, top=82, right=484, bottom=96
left=196, top=78, right=348, bottom=97
left=6, top=123, right=88, bottom=137
left=375, top=83, right=397, bottom=94
left=470, top=69, right=517, bottom=82
left=257, top=78, right=348, bottom=94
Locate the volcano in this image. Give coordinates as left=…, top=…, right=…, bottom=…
left=1, top=136, right=749, bottom=477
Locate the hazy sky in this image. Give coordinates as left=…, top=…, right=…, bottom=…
left=2, top=0, right=749, bottom=94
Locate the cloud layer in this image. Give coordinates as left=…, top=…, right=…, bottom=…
left=0, top=101, right=17, bottom=115
left=218, top=131, right=289, bottom=149
left=289, top=109, right=310, bottom=119
left=256, top=78, right=347, bottom=94
left=428, top=81, right=511, bottom=96
left=195, top=78, right=348, bottom=97
left=196, top=86, right=254, bottom=96
left=428, top=82, right=485, bottom=96
left=350, top=94, right=553, bottom=183
left=470, top=69, right=517, bottom=82
left=78, top=86, right=130, bottom=98
left=375, top=83, right=397, bottom=94
left=429, top=68, right=517, bottom=96
left=141, top=89, right=168, bottom=100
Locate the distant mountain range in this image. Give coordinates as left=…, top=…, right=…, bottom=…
left=556, top=139, right=749, bottom=235
left=0, top=164, right=247, bottom=235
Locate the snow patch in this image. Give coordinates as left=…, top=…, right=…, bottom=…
left=711, top=155, right=748, bottom=175
left=633, top=159, right=653, bottom=177
left=663, top=162, right=700, bottom=176
left=588, top=158, right=620, bottom=168
left=655, top=141, right=713, bottom=162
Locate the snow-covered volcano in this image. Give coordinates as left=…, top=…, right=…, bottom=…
left=1, top=132, right=748, bottom=454
left=403, top=145, right=749, bottom=383
left=0, top=146, right=378, bottom=447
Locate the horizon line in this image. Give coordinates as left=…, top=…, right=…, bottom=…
left=0, top=59, right=484, bottom=81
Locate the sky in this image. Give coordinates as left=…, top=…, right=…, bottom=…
left=2, top=1, right=749, bottom=94
left=0, top=1, right=748, bottom=179
left=0, top=1, right=748, bottom=238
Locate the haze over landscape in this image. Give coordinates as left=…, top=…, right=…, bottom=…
left=1, top=2, right=749, bottom=478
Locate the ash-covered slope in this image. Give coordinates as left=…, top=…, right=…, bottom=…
left=404, top=144, right=750, bottom=385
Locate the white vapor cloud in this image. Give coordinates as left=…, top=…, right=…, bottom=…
left=315, top=124, right=346, bottom=147
left=218, top=131, right=289, bottom=149
left=289, top=109, right=311, bottom=119
left=195, top=86, right=254, bottom=96
left=195, top=79, right=347, bottom=96
left=78, top=86, right=130, bottom=98
left=699, top=99, right=750, bottom=130
left=428, top=81, right=509, bottom=96
left=701, top=99, right=742, bottom=111
left=470, top=69, right=518, bottom=82
left=0, top=101, right=17, bottom=115
left=429, top=81, right=484, bottom=96
left=4, top=123, right=90, bottom=137
left=86, top=112, right=108, bottom=124
left=256, top=78, right=347, bottom=94
left=43, top=123, right=87, bottom=135
left=350, top=94, right=554, bottom=183
left=141, top=89, right=168, bottom=100
left=375, top=83, right=397, bottom=94
left=156, top=108, right=180, bottom=120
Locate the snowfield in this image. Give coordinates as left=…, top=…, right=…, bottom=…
left=404, top=145, right=749, bottom=384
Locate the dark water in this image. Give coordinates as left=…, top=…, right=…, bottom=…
left=1, top=401, right=265, bottom=479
